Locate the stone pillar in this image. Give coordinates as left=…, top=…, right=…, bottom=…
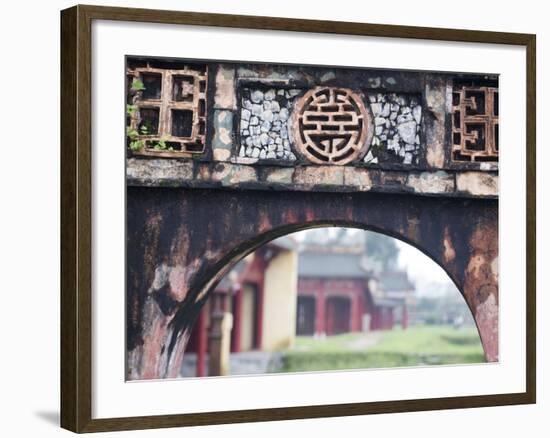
left=461, top=224, right=499, bottom=362
left=208, top=311, right=233, bottom=376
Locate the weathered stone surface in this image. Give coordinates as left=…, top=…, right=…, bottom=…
left=250, top=89, right=264, bottom=103
left=228, top=165, right=257, bottom=185
left=230, top=156, right=259, bottom=166
left=213, top=148, right=231, bottom=161
left=377, top=171, right=408, bottom=187
left=126, top=158, right=193, bottom=182
left=260, top=133, right=269, bottom=146
left=413, top=105, right=422, bottom=124
left=214, top=65, right=236, bottom=110
left=343, top=167, right=372, bottom=190
left=251, top=104, right=262, bottom=116
left=293, top=166, right=344, bottom=186
left=240, top=87, right=297, bottom=161
left=407, top=171, right=454, bottom=194
left=375, top=116, right=386, bottom=126
left=211, top=163, right=257, bottom=185
left=479, top=162, right=499, bottom=171
left=210, top=162, right=232, bottom=182
left=397, top=120, right=417, bottom=144
left=261, top=109, right=273, bottom=122
left=260, top=120, right=271, bottom=133
left=456, top=172, right=498, bottom=197
left=320, top=71, right=336, bottom=82
left=371, top=103, right=382, bottom=115
left=212, top=110, right=233, bottom=153
left=127, top=186, right=499, bottom=378
left=197, top=163, right=211, bottom=181
left=128, top=158, right=497, bottom=200
left=265, top=167, right=294, bottom=184
left=241, top=108, right=251, bottom=121
left=424, top=76, right=446, bottom=168
left=366, top=92, right=422, bottom=165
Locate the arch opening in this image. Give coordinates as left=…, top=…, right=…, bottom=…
left=177, top=226, right=485, bottom=379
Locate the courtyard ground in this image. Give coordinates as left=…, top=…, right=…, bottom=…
left=277, top=325, right=485, bottom=373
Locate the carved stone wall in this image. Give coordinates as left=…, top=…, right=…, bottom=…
left=451, top=85, right=499, bottom=163
left=125, top=58, right=498, bottom=198
left=127, top=59, right=207, bottom=156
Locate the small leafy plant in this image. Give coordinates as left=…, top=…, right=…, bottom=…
left=126, top=127, right=144, bottom=152
left=126, top=78, right=148, bottom=152
left=130, top=78, right=145, bottom=91
left=153, top=137, right=172, bottom=151
left=129, top=140, right=145, bottom=151
left=126, top=104, right=138, bottom=117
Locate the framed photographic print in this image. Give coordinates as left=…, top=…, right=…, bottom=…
left=60, top=4, right=536, bottom=433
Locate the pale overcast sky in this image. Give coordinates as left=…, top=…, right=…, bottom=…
left=396, top=239, right=451, bottom=286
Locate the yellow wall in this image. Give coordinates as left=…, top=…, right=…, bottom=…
left=261, top=250, right=298, bottom=351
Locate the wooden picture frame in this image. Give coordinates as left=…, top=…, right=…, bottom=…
left=60, top=4, right=536, bottom=433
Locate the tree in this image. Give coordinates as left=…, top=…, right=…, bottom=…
left=365, top=231, right=399, bottom=270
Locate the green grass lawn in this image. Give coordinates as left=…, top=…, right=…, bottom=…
left=277, top=325, right=485, bottom=373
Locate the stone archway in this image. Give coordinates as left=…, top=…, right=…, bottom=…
left=126, top=186, right=497, bottom=380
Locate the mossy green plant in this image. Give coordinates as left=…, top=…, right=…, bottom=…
left=126, top=104, right=138, bottom=117
left=129, top=140, right=145, bottom=151
left=130, top=78, right=145, bottom=91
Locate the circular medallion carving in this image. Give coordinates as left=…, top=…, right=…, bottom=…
left=292, top=87, right=371, bottom=165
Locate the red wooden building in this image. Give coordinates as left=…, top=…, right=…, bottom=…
left=184, top=237, right=297, bottom=377
left=296, top=250, right=414, bottom=337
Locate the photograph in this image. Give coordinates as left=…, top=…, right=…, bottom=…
left=1, top=1, right=544, bottom=436
left=55, top=4, right=536, bottom=432
left=125, top=56, right=499, bottom=381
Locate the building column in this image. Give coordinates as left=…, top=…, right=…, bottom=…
left=401, top=304, right=409, bottom=329
left=231, top=286, right=243, bottom=353
left=255, top=282, right=264, bottom=350
left=195, top=305, right=207, bottom=377
left=350, top=293, right=360, bottom=332
left=315, top=292, right=326, bottom=336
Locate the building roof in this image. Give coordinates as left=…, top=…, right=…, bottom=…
left=298, top=251, right=368, bottom=279
left=379, top=270, right=415, bottom=291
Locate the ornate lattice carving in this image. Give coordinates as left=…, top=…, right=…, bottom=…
left=293, top=87, right=371, bottom=165
left=127, top=64, right=207, bottom=157
left=451, top=86, right=498, bottom=163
